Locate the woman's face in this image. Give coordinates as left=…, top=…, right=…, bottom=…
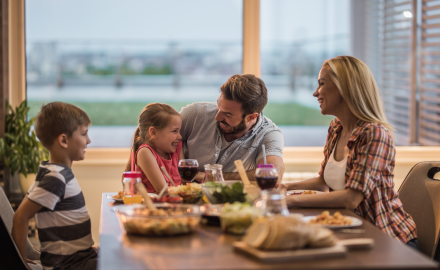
left=313, top=67, right=345, bottom=116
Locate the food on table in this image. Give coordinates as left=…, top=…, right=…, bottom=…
left=307, top=226, right=338, bottom=247
left=203, top=181, right=247, bottom=204
left=220, top=202, right=259, bottom=234
left=308, top=211, right=353, bottom=225
left=116, top=205, right=202, bottom=236
left=168, top=183, right=203, bottom=203
left=243, top=216, right=337, bottom=250
left=151, top=194, right=182, bottom=203
left=112, top=191, right=124, bottom=200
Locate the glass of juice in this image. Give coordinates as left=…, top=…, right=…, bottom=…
left=178, top=159, right=199, bottom=183
left=122, top=171, right=143, bottom=204
left=255, top=165, right=278, bottom=190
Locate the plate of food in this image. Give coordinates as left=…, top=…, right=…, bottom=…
left=286, top=190, right=324, bottom=195
left=107, top=192, right=158, bottom=203
left=302, top=211, right=362, bottom=228
left=168, top=183, right=204, bottom=204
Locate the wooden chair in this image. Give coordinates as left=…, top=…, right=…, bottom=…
left=0, top=186, right=42, bottom=269
left=398, top=162, right=440, bottom=261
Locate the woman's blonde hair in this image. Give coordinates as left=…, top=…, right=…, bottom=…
left=323, top=55, right=394, bottom=138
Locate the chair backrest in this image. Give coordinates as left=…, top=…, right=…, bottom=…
left=0, top=215, right=29, bottom=270
left=398, top=161, right=440, bottom=259
left=0, top=186, right=40, bottom=260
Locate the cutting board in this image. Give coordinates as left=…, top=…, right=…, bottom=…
left=233, top=241, right=347, bottom=263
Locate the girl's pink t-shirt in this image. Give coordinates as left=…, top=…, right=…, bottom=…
left=135, top=141, right=182, bottom=193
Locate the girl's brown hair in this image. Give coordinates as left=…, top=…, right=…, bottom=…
left=124, top=103, right=181, bottom=173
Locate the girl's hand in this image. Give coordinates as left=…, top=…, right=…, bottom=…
left=194, top=172, right=205, bottom=183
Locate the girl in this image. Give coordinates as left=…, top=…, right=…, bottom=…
left=124, top=103, right=183, bottom=193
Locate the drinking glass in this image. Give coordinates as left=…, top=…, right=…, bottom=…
left=255, top=167, right=279, bottom=190
left=122, top=171, right=143, bottom=204
left=204, top=164, right=225, bottom=183
left=255, top=187, right=289, bottom=217
left=178, top=159, right=199, bottom=183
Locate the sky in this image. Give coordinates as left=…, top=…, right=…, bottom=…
left=26, top=0, right=243, bottom=41
left=25, top=0, right=350, bottom=43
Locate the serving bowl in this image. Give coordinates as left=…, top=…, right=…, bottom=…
left=115, top=204, right=204, bottom=236
left=168, top=183, right=204, bottom=204
left=202, top=180, right=243, bottom=204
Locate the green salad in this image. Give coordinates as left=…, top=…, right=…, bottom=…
left=220, top=202, right=256, bottom=234
left=204, top=181, right=247, bottom=203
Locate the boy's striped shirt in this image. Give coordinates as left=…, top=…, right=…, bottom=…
left=27, top=161, right=94, bottom=270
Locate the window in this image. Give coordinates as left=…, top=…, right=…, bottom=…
left=26, top=0, right=243, bottom=147
left=361, top=0, right=440, bottom=145
left=260, top=0, right=351, bottom=146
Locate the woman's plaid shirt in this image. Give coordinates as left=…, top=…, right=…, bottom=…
left=319, top=118, right=417, bottom=243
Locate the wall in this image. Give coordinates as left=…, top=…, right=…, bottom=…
left=73, top=146, right=440, bottom=245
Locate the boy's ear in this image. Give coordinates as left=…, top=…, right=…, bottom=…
left=56, top=134, right=69, bottom=149
left=148, top=127, right=157, bottom=139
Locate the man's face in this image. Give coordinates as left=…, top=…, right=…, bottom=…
left=215, top=93, right=248, bottom=134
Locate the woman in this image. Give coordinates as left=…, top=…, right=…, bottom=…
left=285, top=56, right=418, bottom=248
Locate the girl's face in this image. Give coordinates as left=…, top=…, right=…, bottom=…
left=153, top=115, right=182, bottom=154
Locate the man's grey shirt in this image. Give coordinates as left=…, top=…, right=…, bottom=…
left=180, top=102, right=284, bottom=172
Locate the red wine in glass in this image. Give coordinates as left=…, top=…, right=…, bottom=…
left=256, top=176, right=278, bottom=190
left=178, top=159, right=199, bottom=183
left=178, top=166, right=198, bottom=182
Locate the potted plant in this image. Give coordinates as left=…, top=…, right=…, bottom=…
left=0, top=100, right=49, bottom=195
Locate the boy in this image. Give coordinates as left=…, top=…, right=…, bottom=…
left=12, top=102, right=97, bottom=270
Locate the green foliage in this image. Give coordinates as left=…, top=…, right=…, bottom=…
left=0, top=100, right=49, bottom=177
left=142, top=65, right=172, bottom=75
left=28, top=101, right=332, bottom=126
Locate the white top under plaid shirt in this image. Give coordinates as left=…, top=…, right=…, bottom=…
left=180, top=102, right=284, bottom=172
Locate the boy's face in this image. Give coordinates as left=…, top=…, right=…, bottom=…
left=67, top=125, right=91, bottom=161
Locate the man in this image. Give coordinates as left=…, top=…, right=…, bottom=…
left=180, top=74, right=284, bottom=182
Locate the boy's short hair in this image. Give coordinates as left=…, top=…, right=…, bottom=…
left=35, top=102, right=91, bottom=148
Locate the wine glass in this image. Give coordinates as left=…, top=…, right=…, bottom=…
left=255, top=167, right=279, bottom=190
left=178, top=159, right=199, bottom=183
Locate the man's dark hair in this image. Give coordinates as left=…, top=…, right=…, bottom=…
left=220, top=74, right=268, bottom=116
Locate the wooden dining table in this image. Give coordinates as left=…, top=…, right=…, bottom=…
left=98, top=193, right=439, bottom=270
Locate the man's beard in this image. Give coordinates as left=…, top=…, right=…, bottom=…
left=217, top=117, right=247, bottom=135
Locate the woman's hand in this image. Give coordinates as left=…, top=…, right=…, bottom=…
left=282, top=176, right=329, bottom=192
left=286, top=188, right=364, bottom=209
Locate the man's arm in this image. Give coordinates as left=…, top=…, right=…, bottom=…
left=12, top=197, right=42, bottom=266
left=223, top=155, right=284, bottom=182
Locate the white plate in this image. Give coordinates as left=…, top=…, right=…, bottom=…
left=302, top=215, right=363, bottom=228
left=107, top=193, right=158, bottom=203
left=286, top=190, right=324, bottom=195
